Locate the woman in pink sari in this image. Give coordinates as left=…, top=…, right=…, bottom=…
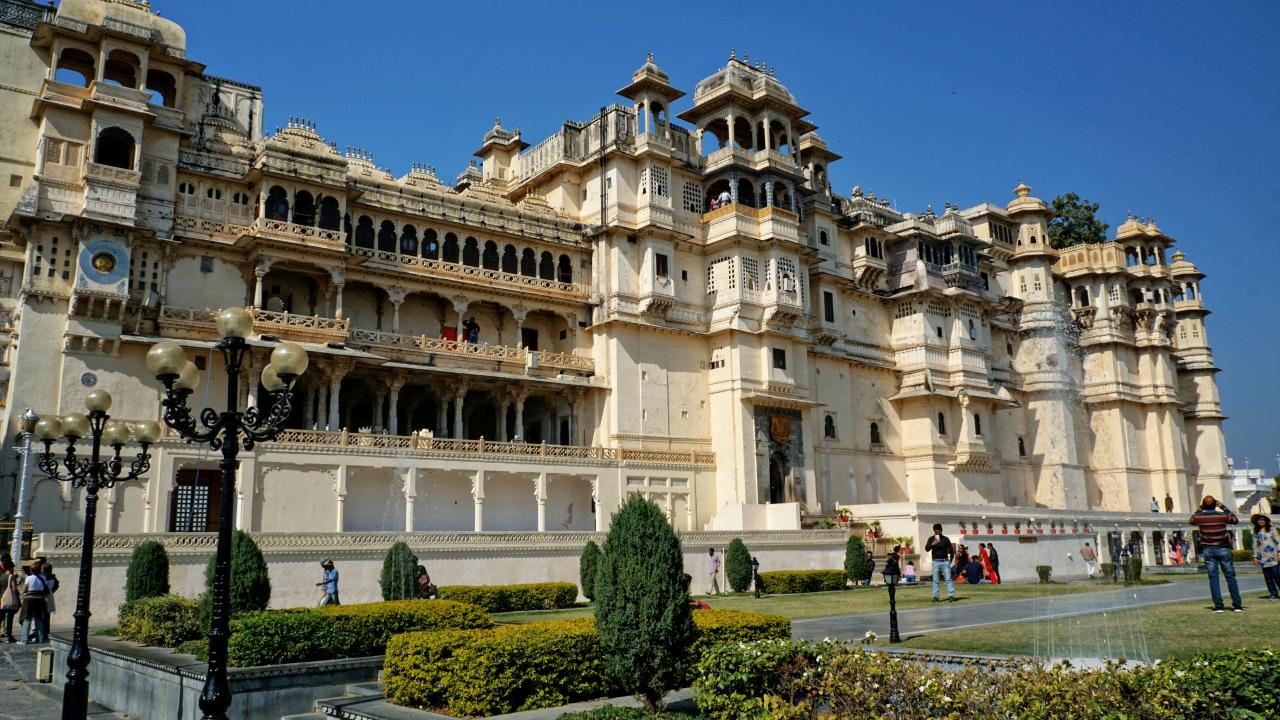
left=979, top=543, right=999, bottom=584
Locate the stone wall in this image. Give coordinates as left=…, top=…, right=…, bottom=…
left=37, top=529, right=849, bottom=627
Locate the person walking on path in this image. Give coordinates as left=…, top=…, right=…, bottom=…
left=0, top=561, right=19, bottom=642
left=925, top=523, right=956, bottom=602
left=987, top=543, right=1000, bottom=580
left=316, top=559, right=340, bottom=607
left=19, top=563, right=50, bottom=644
left=1249, top=513, right=1280, bottom=601
left=707, top=548, right=721, bottom=595
left=1189, top=495, right=1242, bottom=612
left=1081, top=542, right=1099, bottom=578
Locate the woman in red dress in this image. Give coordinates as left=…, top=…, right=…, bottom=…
left=979, top=543, right=1000, bottom=584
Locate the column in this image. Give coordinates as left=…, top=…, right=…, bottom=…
left=729, top=169, right=739, bottom=204
left=316, top=377, right=329, bottom=430
left=329, top=269, right=345, bottom=319
left=327, top=360, right=350, bottom=431
left=513, top=390, right=526, bottom=442
left=387, top=372, right=405, bottom=435
left=472, top=470, right=485, bottom=532
left=238, top=459, right=258, bottom=531
left=253, top=259, right=272, bottom=309
left=566, top=392, right=579, bottom=447
left=387, top=286, right=406, bottom=333
left=592, top=477, right=605, bottom=532
left=403, top=468, right=415, bottom=532
left=334, top=465, right=347, bottom=531
left=436, top=391, right=448, bottom=437
left=452, top=298, right=469, bottom=340
left=104, top=487, right=118, bottom=533
left=453, top=383, right=468, bottom=439
left=764, top=174, right=775, bottom=207
left=511, top=307, right=528, bottom=347
left=303, top=385, right=316, bottom=429
left=763, top=114, right=772, bottom=151
left=245, top=353, right=261, bottom=410
left=374, top=388, right=386, bottom=431
left=536, top=472, right=548, bottom=532
left=498, top=396, right=511, bottom=442
left=726, top=112, right=735, bottom=147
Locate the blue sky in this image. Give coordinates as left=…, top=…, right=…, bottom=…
left=160, top=0, right=1279, bottom=475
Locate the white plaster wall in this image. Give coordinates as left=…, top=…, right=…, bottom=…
left=484, top=474, right=537, bottom=531
left=343, top=468, right=403, bottom=532
left=257, top=466, right=336, bottom=533
left=166, top=256, right=247, bottom=310
left=414, top=472, right=472, bottom=531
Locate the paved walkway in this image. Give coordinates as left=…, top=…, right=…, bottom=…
left=0, top=642, right=125, bottom=719
left=792, top=576, right=1269, bottom=642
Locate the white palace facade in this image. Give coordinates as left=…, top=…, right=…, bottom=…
left=0, top=1, right=1233, bottom=573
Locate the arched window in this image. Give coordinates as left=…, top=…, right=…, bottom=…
left=318, top=197, right=340, bottom=230
left=482, top=240, right=499, bottom=270
left=462, top=237, right=479, bottom=267
left=819, top=230, right=829, bottom=246
left=1075, top=286, right=1090, bottom=307
left=292, top=190, right=315, bottom=226
left=557, top=254, right=573, bottom=283
left=145, top=69, right=177, bottom=107
left=178, top=182, right=196, bottom=197
left=400, top=225, right=418, bottom=255
left=501, top=244, right=518, bottom=274
left=974, top=413, right=982, bottom=436
left=539, top=251, right=555, bottom=280
left=354, top=216, right=374, bottom=248
left=53, top=48, right=95, bottom=87
left=377, top=221, right=397, bottom=252
left=937, top=412, right=947, bottom=436
left=265, top=186, right=289, bottom=220
left=823, top=415, right=836, bottom=439
left=869, top=422, right=882, bottom=445
left=1131, top=290, right=1144, bottom=306
left=93, top=127, right=135, bottom=169
left=520, top=248, right=536, bottom=276
left=422, top=229, right=439, bottom=259
left=102, top=49, right=140, bottom=88
left=343, top=213, right=352, bottom=245
left=1017, top=436, right=1026, bottom=457
left=735, top=178, right=756, bottom=208
left=205, top=187, right=223, bottom=201
left=442, top=233, right=459, bottom=263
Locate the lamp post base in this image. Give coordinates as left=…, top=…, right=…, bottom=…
left=888, top=584, right=901, bottom=643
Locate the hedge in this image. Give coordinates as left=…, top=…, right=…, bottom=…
left=117, top=595, right=202, bottom=647
left=436, top=582, right=578, bottom=613
left=693, top=640, right=1280, bottom=720
left=384, top=608, right=790, bottom=716
left=757, top=570, right=847, bottom=594
left=227, top=599, right=491, bottom=667
left=1231, top=549, right=1252, bottom=562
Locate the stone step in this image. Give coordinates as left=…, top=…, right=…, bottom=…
left=346, top=681, right=385, bottom=696
left=280, top=714, right=329, bottom=720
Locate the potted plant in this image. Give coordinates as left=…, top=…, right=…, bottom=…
left=868, top=520, right=882, bottom=539
left=1001, top=522, right=1008, bottom=535
left=1014, top=522, right=1021, bottom=535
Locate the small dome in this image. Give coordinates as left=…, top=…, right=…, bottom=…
left=693, top=52, right=795, bottom=103
left=58, top=0, right=187, bottom=51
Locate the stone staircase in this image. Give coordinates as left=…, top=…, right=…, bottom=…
left=281, top=681, right=419, bottom=720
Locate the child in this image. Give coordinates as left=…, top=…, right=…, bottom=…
left=903, top=560, right=917, bottom=584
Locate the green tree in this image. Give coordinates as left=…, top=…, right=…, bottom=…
left=594, top=496, right=696, bottom=710
left=1048, top=192, right=1109, bottom=249
left=579, top=540, right=602, bottom=601
left=844, top=535, right=870, bottom=585
left=199, top=530, right=271, bottom=627
left=381, top=541, right=418, bottom=600
left=125, top=540, right=170, bottom=602
left=724, top=538, right=753, bottom=593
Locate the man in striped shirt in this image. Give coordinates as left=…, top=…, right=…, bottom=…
left=1189, top=495, right=1242, bottom=612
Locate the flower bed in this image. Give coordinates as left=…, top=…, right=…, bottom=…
left=227, top=599, right=491, bottom=667
left=693, top=640, right=1280, bottom=720
left=756, top=569, right=848, bottom=594
left=384, top=609, right=789, bottom=716
left=436, top=582, right=579, bottom=612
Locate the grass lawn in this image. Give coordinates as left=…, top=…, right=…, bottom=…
left=493, top=579, right=1157, bottom=624
left=892, top=596, right=1280, bottom=659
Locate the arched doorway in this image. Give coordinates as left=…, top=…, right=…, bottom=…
left=769, top=452, right=789, bottom=504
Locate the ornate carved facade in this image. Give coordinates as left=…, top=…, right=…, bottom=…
left=0, top=2, right=1231, bottom=556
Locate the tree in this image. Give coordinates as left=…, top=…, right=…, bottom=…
left=579, top=540, right=602, bottom=601
left=200, top=529, right=271, bottom=627
left=724, top=538, right=753, bottom=593
left=1048, top=192, right=1109, bottom=249
left=594, top=496, right=695, bottom=710
left=844, top=535, right=870, bottom=585
left=381, top=541, right=418, bottom=600
left=125, top=540, right=170, bottom=602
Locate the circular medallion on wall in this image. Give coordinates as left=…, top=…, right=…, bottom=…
left=77, top=239, right=129, bottom=289
left=80, top=372, right=97, bottom=387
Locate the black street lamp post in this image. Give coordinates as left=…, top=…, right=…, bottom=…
left=146, top=307, right=306, bottom=720
left=34, top=390, right=161, bottom=720
left=751, top=556, right=761, bottom=599
left=883, top=567, right=901, bottom=643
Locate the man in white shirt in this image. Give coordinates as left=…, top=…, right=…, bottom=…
left=707, top=548, right=721, bottom=595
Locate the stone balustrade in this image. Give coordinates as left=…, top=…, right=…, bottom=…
left=250, top=217, right=346, bottom=251
left=702, top=203, right=799, bottom=244
left=351, top=245, right=588, bottom=297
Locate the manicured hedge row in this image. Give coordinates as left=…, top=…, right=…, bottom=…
left=757, top=569, right=848, bottom=594
left=436, top=582, right=579, bottom=612
left=227, top=599, right=491, bottom=667
left=694, top=640, right=1280, bottom=720
left=118, top=595, right=202, bottom=647
left=384, top=609, right=790, bottom=716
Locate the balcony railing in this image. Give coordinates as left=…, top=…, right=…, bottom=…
left=249, top=217, right=346, bottom=251
left=158, top=306, right=350, bottom=342
left=263, top=429, right=714, bottom=465
left=702, top=203, right=799, bottom=244
left=351, top=246, right=588, bottom=297
left=347, top=327, right=594, bottom=374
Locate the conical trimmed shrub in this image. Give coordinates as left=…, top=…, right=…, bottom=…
left=200, top=529, right=271, bottom=627
left=594, top=496, right=695, bottom=709
left=125, top=540, right=170, bottom=602
left=844, top=535, right=870, bottom=584
left=381, top=541, right=418, bottom=600
left=725, top=538, right=753, bottom=593
left=579, top=540, right=602, bottom=601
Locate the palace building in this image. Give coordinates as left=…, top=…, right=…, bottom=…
left=0, top=0, right=1232, bottom=579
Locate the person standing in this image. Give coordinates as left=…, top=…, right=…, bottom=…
left=316, top=559, right=340, bottom=607
left=20, top=563, right=50, bottom=644
left=979, top=543, right=1000, bottom=584
left=1249, top=514, right=1279, bottom=601
left=925, top=523, right=956, bottom=602
left=707, top=548, right=721, bottom=595
left=0, top=560, right=19, bottom=642
left=987, top=543, right=1000, bottom=580
left=1081, top=542, right=1098, bottom=578
left=882, top=545, right=901, bottom=584
left=1164, top=493, right=1174, bottom=513
left=864, top=550, right=876, bottom=586
left=1150, top=497, right=1160, bottom=513
left=1189, top=496, right=1242, bottom=612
